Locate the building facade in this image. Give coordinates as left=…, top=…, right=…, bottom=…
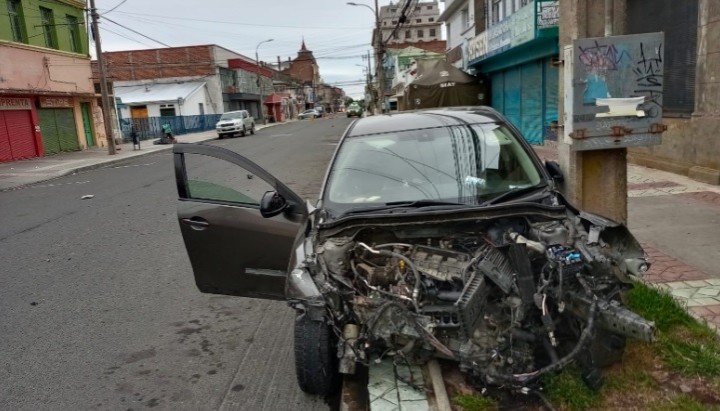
left=1, top=0, right=99, bottom=162
left=281, top=41, right=322, bottom=109
left=97, top=45, right=275, bottom=138
left=439, top=0, right=476, bottom=68
left=467, top=0, right=560, bottom=144
left=621, top=0, right=719, bottom=185
left=380, top=1, right=442, bottom=45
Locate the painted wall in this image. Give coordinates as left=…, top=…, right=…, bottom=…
left=116, top=83, right=212, bottom=118
left=0, top=44, right=94, bottom=94
left=0, top=0, right=88, bottom=55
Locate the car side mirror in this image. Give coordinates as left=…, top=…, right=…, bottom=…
left=260, top=191, right=288, bottom=218
left=545, top=160, right=564, bottom=183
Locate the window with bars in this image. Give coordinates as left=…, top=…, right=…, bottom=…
left=405, top=30, right=411, bottom=39
left=40, top=7, right=57, bottom=49
left=7, top=0, right=25, bottom=42
left=66, top=15, right=80, bottom=53
left=430, top=28, right=436, bottom=37
left=417, top=29, right=424, bottom=38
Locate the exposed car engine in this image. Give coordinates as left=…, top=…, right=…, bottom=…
left=309, top=210, right=655, bottom=388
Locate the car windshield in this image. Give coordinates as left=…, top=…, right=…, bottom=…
left=220, top=112, right=242, bottom=120
left=323, top=123, right=543, bottom=215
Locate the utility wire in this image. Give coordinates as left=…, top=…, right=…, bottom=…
left=100, top=26, right=153, bottom=48
left=100, top=0, right=127, bottom=16
left=102, top=16, right=171, bottom=47
left=103, top=9, right=368, bottom=30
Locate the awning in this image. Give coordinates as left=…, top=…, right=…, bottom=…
left=114, top=81, right=206, bottom=105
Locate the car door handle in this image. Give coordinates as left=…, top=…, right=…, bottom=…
left=181, top=217, right=209, bottom=229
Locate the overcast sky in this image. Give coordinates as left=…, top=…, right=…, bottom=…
left=94, top=0, right=440, bottom=99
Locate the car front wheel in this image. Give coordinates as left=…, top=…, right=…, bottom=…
left=240, top=126, right=246, bottom=137
left=250, top=123, right=255, bottom=135
left=294, top=315, right=340, bottom=396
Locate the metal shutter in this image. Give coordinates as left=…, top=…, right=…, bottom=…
left=520, top=61, right=543, bottom=145
left=0, top=113, right=11, bottom=162
left=503, top=67, right=522, bottom=131
left=55, top=108, right=79, bottom=152
left=38, top=108, right=80, bottom=154
left=5, top=110, right=37, bottom=159
left=38, top=108, right=61, bottom=155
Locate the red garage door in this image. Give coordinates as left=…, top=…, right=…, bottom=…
left=0, top=110, right=38, bottom=162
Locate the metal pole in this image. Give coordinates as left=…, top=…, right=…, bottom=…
left=255, top=39, right=274, bottom=125
left=374, top=0, right=385, bottom=115
left=89, top=0, right=116, bottom=155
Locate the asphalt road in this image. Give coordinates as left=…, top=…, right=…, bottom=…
left=0, top=117, right=354, bottom=410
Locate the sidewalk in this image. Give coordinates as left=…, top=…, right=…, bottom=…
left=0, top=122, right=283, bottom=191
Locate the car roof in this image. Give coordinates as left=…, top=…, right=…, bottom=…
left=347, top=106, right=503, bottom=136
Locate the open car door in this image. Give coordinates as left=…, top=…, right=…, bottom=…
left=173, top=144, right=307, bottom=300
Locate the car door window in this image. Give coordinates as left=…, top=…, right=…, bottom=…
left=183, top=153, right=273, bottom=206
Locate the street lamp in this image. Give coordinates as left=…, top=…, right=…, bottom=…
left=347, top=1, right=384, bottom=115
left=255, top=38, right=274, bottom=124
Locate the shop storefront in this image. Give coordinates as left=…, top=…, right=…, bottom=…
left=467, top=0, right=559, bottom=144
left=37, top=96, right=80, bottom=155
left=0, top=97, right=41, bottom=162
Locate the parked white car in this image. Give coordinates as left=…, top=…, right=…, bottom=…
left=215, top=110, right=255, bottom=138
left=298, top=109, right=320, bottom=120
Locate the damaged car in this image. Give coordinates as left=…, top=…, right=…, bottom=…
left=172, top=107, right=655, bottom=397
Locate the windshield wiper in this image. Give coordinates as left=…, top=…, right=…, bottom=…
left=481, top=184, right=548, bottom=206
left=340, top=199, right=467, bottom=217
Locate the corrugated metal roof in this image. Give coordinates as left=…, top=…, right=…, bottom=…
left=114, top=81, right=206, bottom=105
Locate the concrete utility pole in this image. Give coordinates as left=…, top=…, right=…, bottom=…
left=558, top=0, right=628, bottom=223
left=374, top=0, right=385, bottom=114
left=89, top=0, right=116, bottom=155
left=256, top=38, right=274, bottom=125
left=348, top=2, right=384, bottom=115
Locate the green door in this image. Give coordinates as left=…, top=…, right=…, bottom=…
left=38, top=108, right=80, bottom=154
left=81, top=103, right=94, bottom=147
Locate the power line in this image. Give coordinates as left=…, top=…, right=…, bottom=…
left=103, top=10, right=369, bottom=31
left=100, top=0, right=127, bottom=16
left=100, top=26, right=153, bottom=48
left=102, top=16, right=171, bottom=47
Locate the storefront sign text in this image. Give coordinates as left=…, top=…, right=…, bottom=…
left=0, top=97, right=32, bottom=110
left=39, top=96, right=73, bottom=108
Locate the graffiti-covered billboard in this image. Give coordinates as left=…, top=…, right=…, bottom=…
left=565, top=32, right=665, bottom=151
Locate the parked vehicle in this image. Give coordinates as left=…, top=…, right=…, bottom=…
left=298, top=109, right=320, bottom=120
left=346, top=103, right=363, bottom=118
left=215, top=110, right=255, bottom=138
left=173, top=107, right=655, bottom=397
left=314, top=106, right=325, bottom=117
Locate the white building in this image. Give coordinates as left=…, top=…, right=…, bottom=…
left=439, top=0, right=476, bottom=68
left=380, top=1, right=442, bottom=44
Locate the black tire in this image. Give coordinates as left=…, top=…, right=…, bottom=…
left=294, top=315, right=340, bottom=396
left=240, top=126, right=246, bottom=137
left=250, top=123, right=255, bottom=135
left=218, top=134, right=224, bottom=139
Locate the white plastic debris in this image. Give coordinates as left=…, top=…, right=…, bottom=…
left=81, top=194, right=95, bottom=200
